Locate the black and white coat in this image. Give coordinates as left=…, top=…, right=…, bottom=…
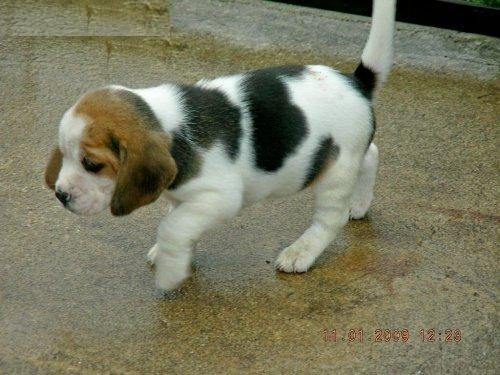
left=50, top=0, right=396, bottom=291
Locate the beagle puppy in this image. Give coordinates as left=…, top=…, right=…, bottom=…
left=45, top=0, right=396, bottom=291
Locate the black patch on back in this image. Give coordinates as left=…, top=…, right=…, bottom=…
left=169, top=132, right=201, bottom=190
left=116, top=90, right=162, bottom=130
left=168, top=85, right=242, bottom=189
left=178, top=85, right=242, bottom=159
left=348, top=62, right=377, bottom=100
left=303, top=137, right=339, bottom=188
left=242, top=65, right=308, bottom=172
left=346, top=64, right=377, bottom=150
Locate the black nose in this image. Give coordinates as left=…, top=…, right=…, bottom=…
left=55, top=189, right=71, bottom=206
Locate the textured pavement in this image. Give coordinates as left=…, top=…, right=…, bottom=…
left=1, top=0, right=499, bottom=373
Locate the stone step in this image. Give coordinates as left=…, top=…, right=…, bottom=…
left=1, top=0, right=170, bottom=36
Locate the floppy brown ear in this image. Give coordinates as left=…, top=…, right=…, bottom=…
left=110, top=131, right=177, bottom=216
left=45, top=147, right=63, bottom=190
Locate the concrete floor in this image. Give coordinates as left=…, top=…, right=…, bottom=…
left=1, top=0, right=499, bottom=373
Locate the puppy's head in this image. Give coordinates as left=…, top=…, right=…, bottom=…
left=45, top=87, right=177, bottom=216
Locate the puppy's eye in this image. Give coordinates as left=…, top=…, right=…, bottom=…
left=82, top=157, right=104, bottom=173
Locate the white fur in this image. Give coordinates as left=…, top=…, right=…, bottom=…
left=133, top=85, right=186, bottom=132
left=350, top=143, right=379, bottom=219
left=361, top=0, right=397, bottom=84
left=55, top=0, right=395, bottom=290
left=138, top=65, right=375, bottom=288
left=56, top=108, right=115, bottom=215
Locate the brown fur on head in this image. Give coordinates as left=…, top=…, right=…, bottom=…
left=46, top=87, right=177, bottom=216
left=45, top=147, right=63, bottom=190
left=107, top=128, right=177, bottom=216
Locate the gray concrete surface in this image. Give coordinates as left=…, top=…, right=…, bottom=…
left=2, top=0, right=170, bottom=36
left=172, top=0, right=500, bottom=80
left=1, top=0, right=499, bottom=373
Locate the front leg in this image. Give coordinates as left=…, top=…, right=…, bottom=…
left=150, top=191, right=242, bottom=291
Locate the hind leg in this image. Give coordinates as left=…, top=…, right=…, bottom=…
left=275, top=159, right=358, bottom=273
left=350, top=143, right=379, bottom=219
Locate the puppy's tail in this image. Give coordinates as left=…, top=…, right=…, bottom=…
left=354, top=0, right=397, bottom=97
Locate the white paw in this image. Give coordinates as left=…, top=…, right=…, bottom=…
left=275, top=243, right=316, bottom=273
left=154, top=251, right=191, bottom=291
left=349, top=196, right=372, bottom=220
left=147, top=244, right=159, bottom=264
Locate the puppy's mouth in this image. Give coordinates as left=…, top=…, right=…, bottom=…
left=58, top=200, right=83, bottom=215
left=62, top=198, right=106, bottom=216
